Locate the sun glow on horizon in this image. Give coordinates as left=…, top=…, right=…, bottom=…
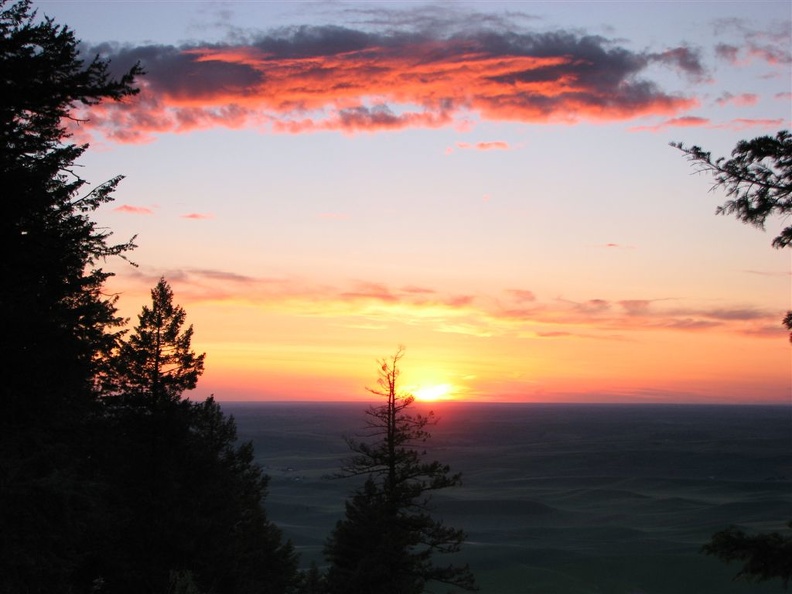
left=412, top=384, right=454, bottom=402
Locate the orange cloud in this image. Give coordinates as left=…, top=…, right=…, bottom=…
left=80, top=27, right=700, bottom=141
left=181, top=212, right=214, bottom=219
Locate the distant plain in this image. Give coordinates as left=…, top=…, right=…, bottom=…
left=224, top=402, right=792, bottom=594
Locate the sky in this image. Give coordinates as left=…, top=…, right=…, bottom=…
left=38, top=0, right=791, bottom=404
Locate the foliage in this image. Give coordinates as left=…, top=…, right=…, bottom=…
left=324, top=348, right=476, bottom=593
left=106, top=277, right=206, bottom=402
left=0, top=1, right=141, bottom=590
left=672, top=130, right=792, bottom=249
left=701, top=522, right=792, bottom=588
left=92, top=395, right=299, bottom=593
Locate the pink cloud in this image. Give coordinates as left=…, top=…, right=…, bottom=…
left=632, top=116, right=785, bottom=133
left=715, top=92, right=759, bottom=107
left=631, top=116, right=709, bottom=132
left=181, top=212, right=214, bottom=220
left=114, top=204, right=155, bottom=215
left=456, top=141, right=511, bottom=151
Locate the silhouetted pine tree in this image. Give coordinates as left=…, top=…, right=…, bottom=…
left=93, top=279, right=298, bottom=593
left=103, top=278, right=205, bottom=403
left=324, top=348, right=476, bottom=594
left=0, top=1, right=141, bottom=590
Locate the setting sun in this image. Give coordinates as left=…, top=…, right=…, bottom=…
left=412, top=384, right=454, bottom=402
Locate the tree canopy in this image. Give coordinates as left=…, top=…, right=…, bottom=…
left=701, top=523, right=792, bottom=588
left=672, top=130, right=792, bottom=249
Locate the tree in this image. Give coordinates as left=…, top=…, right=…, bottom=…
left=672, top=130, right=792, bottom=248
left=324, top=348, right=476, bottom=593
left=674, top=132, right=792, bottom=585
left=0, top=1, right=141, bottom=590
left=93, top=281, right=299, bottom=593
left=107, top=277, right=206, bottom=402
left=673, top=130, right=792, bottom=341
left=0, top=0, right=141, bottom=425
left=701, top=522, right=792, bottom=588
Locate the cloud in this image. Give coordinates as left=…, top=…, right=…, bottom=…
left=536, top=331, right=572, bottom=338
left=506, top=289, right=536, bottom=302
left=631, top=116, right=785, bottom=133
left=619, top=300, right=652, bottom=315
left=181, top=212, right=214, bottom=219
left=598, top=242, right=636, bottom=249
left=340, top=282, right=400, bottom=303
left=715, top=92, right=759, bottom=107
left=743, top=269, right=792, bottom=277
left=80, top=22, right=699, bottom=142
left=575, top=299, right=611, bottom=314
left=720, top=118, right=788, bottom=131
left=111, top=269, right=782, bottom=342
left=630, top=116, right=709, bottom=132
left=114, top=204, right=155, bottom=215
left=714, top=20, right=792, bottom=66
left=455, top=141, right=510, bottom=151
left=401, top=285, right=436, bottom=295
left=650, top=46, right=707, bottom=80
left=190, top=269, right=255, bottom=283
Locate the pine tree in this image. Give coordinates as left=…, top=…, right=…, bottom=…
left=0, top=1, right=141, bottom=590
left=324, top=348, right=476, bottom=593
left=107, top=277, right=206, bottom=403
left=0, top=0, right=141, bottom=427
left=94, top=281, right=299, bottom=593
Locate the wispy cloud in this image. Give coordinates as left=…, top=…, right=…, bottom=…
left=715, top=92, right=759, bottom=107
left=181, top=212, right=214, bottom=220
left=112, top=269, right=783, bottom=341
left=78, top=19, right=702, bottom=142
left=114, top=204, right=155, bottom=215
left=714, top=20, right=792, bottom=66
left=506, top=289, right=536, bottom=303
left=455, top=141, right=511, bottom=151
left=631, top=116, right=785, bottom=132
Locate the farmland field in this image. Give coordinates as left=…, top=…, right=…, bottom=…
left=224, top=402, right=792, bottom=593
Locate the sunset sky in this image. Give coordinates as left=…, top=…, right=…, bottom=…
left=41, top=0, right=791, bottom=403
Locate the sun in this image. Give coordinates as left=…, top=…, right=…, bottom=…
left=412, top=384, right=453, bottom=402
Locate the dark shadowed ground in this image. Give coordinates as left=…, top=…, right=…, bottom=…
left=224, top=402, right=792, bottom=594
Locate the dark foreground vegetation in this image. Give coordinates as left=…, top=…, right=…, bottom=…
left=0, top=0, right=789, bottom=591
